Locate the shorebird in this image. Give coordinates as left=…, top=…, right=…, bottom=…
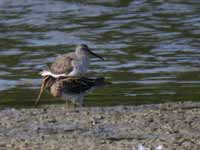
left=41, top=44, right=104, bottom=78
left=35, top=75, right=108, bottom=109
left=35, top=44, right=106, bottom=108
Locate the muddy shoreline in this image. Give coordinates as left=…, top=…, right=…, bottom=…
left=0, top=102, right=200, bottom=150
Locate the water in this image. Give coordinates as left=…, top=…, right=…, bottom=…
left=0, top=0, right=200, bottom=107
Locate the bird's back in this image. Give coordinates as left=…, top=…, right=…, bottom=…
left=49, top=53, right=76, bottom=75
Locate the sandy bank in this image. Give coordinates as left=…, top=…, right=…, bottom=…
left=0, top=102, right=200, bottom=150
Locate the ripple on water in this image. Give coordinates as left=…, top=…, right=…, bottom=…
left=0, top=0, right=200, bottom=106
left=0, top=79, right=19, bottom=91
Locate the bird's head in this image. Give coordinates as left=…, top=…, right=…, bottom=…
left=76, top=44, right=104, bottom=60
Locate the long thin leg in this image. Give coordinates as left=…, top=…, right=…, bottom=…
left=64, top=100, right=76, bottom=113
left=64, top=100, right=70, bottom=112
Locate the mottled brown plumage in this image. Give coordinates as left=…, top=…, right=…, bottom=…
left=35, top=76, right=108, bottom=106
left=50, top=53, right=75, bottom=74
left=35, top=76, right=56, bottom=105
left=51, top=76, right=106, bottom=93
left=42, top=44, right=104, bottom=77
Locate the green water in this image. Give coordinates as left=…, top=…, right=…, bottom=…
left=0, top=0, right=200, bottom=107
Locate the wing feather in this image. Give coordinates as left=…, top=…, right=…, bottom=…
left=49, top=53, right=75, bottom=74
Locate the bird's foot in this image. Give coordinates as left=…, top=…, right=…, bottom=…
left=64, top=101, right=76, bottom=114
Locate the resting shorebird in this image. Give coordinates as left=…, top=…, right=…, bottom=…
left=35, top=75, right=108, bottom=109
left=41, top=44, right=104, bottom=78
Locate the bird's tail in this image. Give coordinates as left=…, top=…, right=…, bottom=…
left=94, top=77, right=111, bottom=87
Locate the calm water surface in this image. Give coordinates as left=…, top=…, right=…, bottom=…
left=0, top=0, right=200, bottom=107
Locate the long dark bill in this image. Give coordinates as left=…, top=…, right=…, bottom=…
left=88, top=49, right=104, bottom=60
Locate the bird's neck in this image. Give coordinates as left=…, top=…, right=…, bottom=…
left=76, top=50, right=88, bottom=59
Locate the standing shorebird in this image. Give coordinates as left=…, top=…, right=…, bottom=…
left=41, top=44, right=104, bottom=78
